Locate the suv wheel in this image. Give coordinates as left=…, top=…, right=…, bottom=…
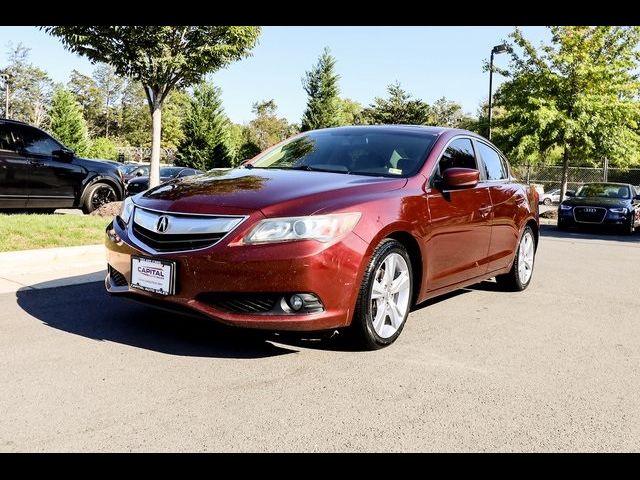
left=82, top=182, right=118, bottom=214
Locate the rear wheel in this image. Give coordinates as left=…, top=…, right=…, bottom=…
left=350, top=239, right=413, bottom=350
left=82, top=182, right=118, bottom=214
left=496, top=226, right=536, bottom=292
left=543, top=198, right=552, bottom=206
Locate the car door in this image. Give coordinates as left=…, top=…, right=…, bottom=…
left=0, top=123, right=29, bottom=208
left=425, top=137, right=493, bottom=290
left=474, top=140, right=521, bottom=272
left=12, top=124, right=84, bottom=208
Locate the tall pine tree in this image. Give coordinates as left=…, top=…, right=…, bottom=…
left=176, top=82, right=232, bottom=170
left=300, top=47, right=341, bottom=131
left=48, top=87, right=89, bottom=156
left=361, top=82, right=432, bottom=125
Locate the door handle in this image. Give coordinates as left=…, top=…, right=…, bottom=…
left=479, top=204, right=492, bottom=218
left=29, top=160, right=44, bottom=167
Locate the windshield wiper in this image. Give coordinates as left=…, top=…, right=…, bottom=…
left=288, top=165, right=351, bottom=174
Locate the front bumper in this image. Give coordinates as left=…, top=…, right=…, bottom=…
left=558, top=208, right=634, bottom=228
left=104, top=215, right=370, bottom=331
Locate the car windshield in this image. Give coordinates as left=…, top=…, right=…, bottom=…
left=120, top=165, right=140, bottom=174
left=575, top=183, right=630, bottom=199
left=160, top=167, right=184, bottom=177
left=249, top=128, right=438, bottom=177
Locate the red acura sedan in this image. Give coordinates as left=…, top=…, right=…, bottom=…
left=105, top=126, right=539, bottom=349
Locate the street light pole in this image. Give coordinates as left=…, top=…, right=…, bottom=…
left=487, top=43, right=509, bottom=140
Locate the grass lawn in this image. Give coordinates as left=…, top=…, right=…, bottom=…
left=0, top=213, right=111, bottom=252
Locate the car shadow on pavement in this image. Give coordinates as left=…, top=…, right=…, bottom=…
left=540, top=224, right=640, bottom=243
left=16, top=279, right=298, bottom=359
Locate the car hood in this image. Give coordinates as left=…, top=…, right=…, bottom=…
left=135, top=168, right=407, bottom=215
left=563, top=197, right=631, bottom=208
left=128, top=176, right=171, bottom=185
left=73, top=157, right=119, bottom=173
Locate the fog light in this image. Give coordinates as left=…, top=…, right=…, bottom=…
left=289, top=294, right=304, bottom=311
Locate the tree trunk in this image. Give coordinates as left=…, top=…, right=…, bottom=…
left=149, top=104, right=162, bottom=188
left=560, top=145, right=570, bottom=201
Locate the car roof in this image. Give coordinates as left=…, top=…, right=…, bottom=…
left=304, top=124, right=480, bottom=138
left=0, top=118, right=32, bottom=127
left=580, top=182, right=632, bottom=187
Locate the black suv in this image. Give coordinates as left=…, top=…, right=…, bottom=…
left=0, top=118, right=124, bottom=213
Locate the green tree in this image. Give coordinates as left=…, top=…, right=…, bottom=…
left=161, top=90, right=190, bottom=149
left=337, top=98, right=363, bottom=125
left=301, top=47, right=342, bottom=131
left=243, top=99, right=293, bottom=151
left=431, top=96, right=464, bottom=127
left=67, top=70, right=103, bottom=137
left=86, top=136, right=117, bottom=160
left=226, top=122, right=245, bottom=163
left=120, top=79, right=151, bottom=147
left=92, top=64, right=125, bottom=138
left=48, top=87, right=89, bottom=155
left=176, top=82, right=232, bottom=170
left=2, top=43, right=53, bottom=127
left=361, top=82, right=431, bottom=125
left=457, top=99, right=492, bottom=136
left=495, top=26, right=640, bottom=199
left=44, top=26, right=261, bottom=188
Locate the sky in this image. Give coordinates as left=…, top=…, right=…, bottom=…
left=0, top=26, right=550, bottom=124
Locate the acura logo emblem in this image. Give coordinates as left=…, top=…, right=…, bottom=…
left=156, top=216, right=169, bottom=233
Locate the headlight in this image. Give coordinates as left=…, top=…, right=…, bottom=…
left=119, top=196, right=135, bottom=224
left=243, top=212, right=361, bottom=244
left=609, top=207, right=628, bottom=214
left=560, top=204, right=572, bottom=210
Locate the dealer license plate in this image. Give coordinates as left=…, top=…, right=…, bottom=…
left=130, top=256, right=176, bottom=296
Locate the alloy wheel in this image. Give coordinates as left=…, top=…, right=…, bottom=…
left=517, top=230, right=535, bottom=285
left=91, top=185, right=116, bottom=210
left=370, top=252, right=411, bottom=339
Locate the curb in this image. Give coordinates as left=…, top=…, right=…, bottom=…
left=0, top=244, right=105, bottom=274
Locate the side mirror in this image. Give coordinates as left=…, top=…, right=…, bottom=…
left=565, top=191, right=575, bottom=197
left=52, top=148, right=74, bottom=160
left=135, top=171, right=143, bottom=176
left=634, top=194, right=640, bottom=201
left=442, top=168, right=480, bottom=189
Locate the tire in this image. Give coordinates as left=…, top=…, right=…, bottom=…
left=623, top=216, right=635, bottom=235
left=543, top=198, right=552, bottom=206
left=557, top=219, right=569, bottom=231
left=496, top=225, right=536, bottom=292
left=81, top=182, right=118, bottom=214
left=350, top=239, right=413, bottom=350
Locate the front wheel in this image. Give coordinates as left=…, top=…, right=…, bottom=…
left=350, top=239, right=413, bottom=350
left=543, top=198, right=552, bottom=206
left=82, top=182, right=118, bottom=214
left=496, top=225, right=536, bottom=292
left=623, top=215, right=635, bottom=235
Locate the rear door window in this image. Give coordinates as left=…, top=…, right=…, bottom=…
left=476, top=141, right=508, bottom=181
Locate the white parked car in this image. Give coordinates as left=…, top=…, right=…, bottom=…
left=539, top=188, right=574, bottom=205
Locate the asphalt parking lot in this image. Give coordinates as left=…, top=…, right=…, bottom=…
left=1, top=225, right=639, bottom=452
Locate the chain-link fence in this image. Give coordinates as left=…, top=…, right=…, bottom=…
left=115, top=147, right=177, bottom=164
left=513, top=164, right=640, bottom=192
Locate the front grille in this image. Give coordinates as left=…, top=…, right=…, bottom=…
left=128, top=206, right=246, bottom=253
left=132, top=222, right=225, bottom=252
left=197, top=293, right=278, bottom=314
left=573, top=206, right=607, bottom=223
left=108, top=265, right=128, bottom=287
